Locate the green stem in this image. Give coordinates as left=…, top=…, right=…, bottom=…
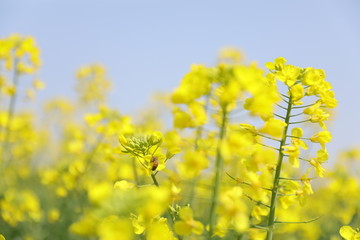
left=266, top=94, right=293, bottom=240
left=2, top=58, right=19, bottom=168
left=151, top=173, right=159, bottom=187
left=208, top=108, right=227, bottom=239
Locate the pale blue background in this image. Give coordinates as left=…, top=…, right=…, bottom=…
left=1, top=0, right=360, bottom=159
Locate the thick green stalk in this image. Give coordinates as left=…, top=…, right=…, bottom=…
left=208, top=108, right=227, bottom=238
left=266, top=95, right=293, bottom=240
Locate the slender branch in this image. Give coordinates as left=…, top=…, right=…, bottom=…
left=280, top=93, right=289, bottom=99
left=243, top=192, right=270, bottom=208
left=277, top=193, right=297, bottom=196
left=288, top=119, right=311, bottom=124
left=256, top=142, right=279, bottom=151
left=274, top=113, right=286, bottom=119
left=226, top=173, right=272, bottom=191
left=276, top=104, right=287, bottom=110
left=274, top=216, right=321, bottom=224
left=298, top=157, right=311, bottom=162
left=279, top=177, right=318, bottom=181
left=257, top=133, right=281, bottom=142
left=289, top=112, right=304, bottom=118
left=251, top=225, right=269, bottom=230
left=286, top=135, right=310, bottom=140
left=280, top=96, right=289, bottom=104
left=136, top=184, right=154, bottom=188
left=282, top=155, right=310, bottom=163
left=292, top=103, right=316, bottom=109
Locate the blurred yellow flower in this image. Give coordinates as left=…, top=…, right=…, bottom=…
left=174, top=206, right=204, bottom=236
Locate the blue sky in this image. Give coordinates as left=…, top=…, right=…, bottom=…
left=1, top=0, right=360, bottom=158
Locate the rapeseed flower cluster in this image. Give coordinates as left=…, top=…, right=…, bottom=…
left=0, top=34, right=358, bottom=240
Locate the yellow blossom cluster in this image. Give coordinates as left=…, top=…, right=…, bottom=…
left=1, top=34, right=359, bottom=240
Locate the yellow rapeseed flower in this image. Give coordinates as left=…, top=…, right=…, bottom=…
left=259, top=118, right=287, bottom=138
left=174, top=206, right=204, bottom=236
left=310, top=130, right=332, bottom=148
left=339, top=226, right=360, bottom=240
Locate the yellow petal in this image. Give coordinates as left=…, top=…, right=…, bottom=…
left=179, top=206, right=193, bottom=220
left=174, top=221, right=192, bottom=236
left=340, top=226, right=356, bottom=239
left=192, top=221, right=204, bottom=235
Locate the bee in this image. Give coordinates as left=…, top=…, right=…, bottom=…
left=151, top=156, right=159, bottom=171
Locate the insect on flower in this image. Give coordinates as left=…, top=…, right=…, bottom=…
left=151, top=156, right=159, bottom=171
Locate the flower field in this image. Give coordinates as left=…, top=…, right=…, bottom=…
left=0, top=34, right=359, bottom=240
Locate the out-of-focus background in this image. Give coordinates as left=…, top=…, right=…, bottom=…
left=1, top=0, right=359, bottom=159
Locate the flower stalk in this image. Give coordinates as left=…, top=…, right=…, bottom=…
left=266, top=92, right=293, bottom=240
left=2, top=58, right=19, bottom=167
left=208, top=108, right=228, bottom=238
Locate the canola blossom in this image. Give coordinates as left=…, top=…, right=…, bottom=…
left=0, top=34, right=358, bottom=240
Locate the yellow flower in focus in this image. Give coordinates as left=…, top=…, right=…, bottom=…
left=339, top=225, right=360, bottom=240
left=310, top=159, right=325, bottom=177
left=275, top=64, right=301, bottom=86
left=310, top=130, right=332, bottom=148
left=290, top=83, right=305, bottom=104
left=320, top=89, right=338, bottom=108
left=300, top=172, right=314, bottom=195
left=143, top=152, right=166, bottom=173
left=315, top=148, right=329, bottom=162
left=278, top=180, right=300, bottom=209
left=174, top=206, right=204, bottom=236
left=290, top=127, right=308, bottom=149
left=130, top=214, right=146, bottom=235
left=265, top=57, right=287, bottom=70
left=302, top=67, right=325, bottom=86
